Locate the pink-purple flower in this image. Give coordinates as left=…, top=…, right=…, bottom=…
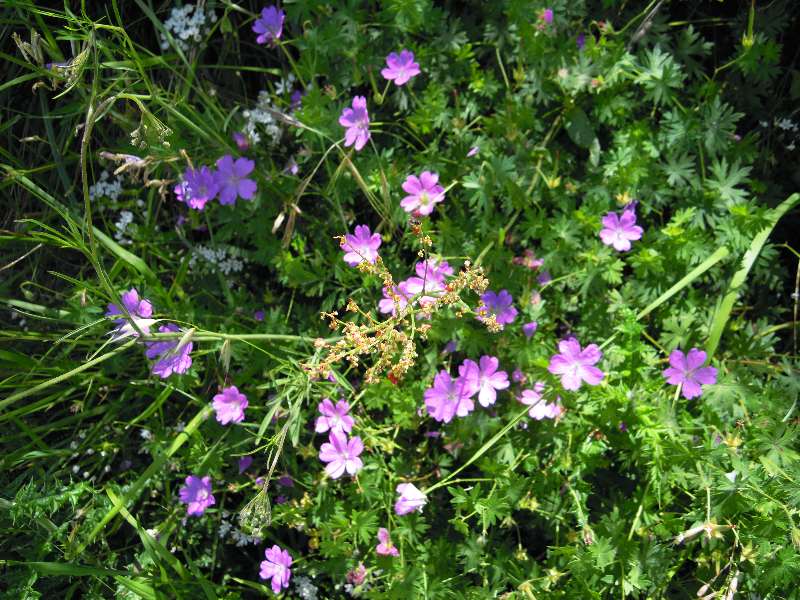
left=523, top=321, right=538, bottom=339
left=212, top=385, right=249, bottom=425
left=376, top=527, right=399, bottom=556
left=381, top=49, right=421, bottom=86
left=424, top=370, right=475, bottom=423
left=466, top=146, right=479, bottom=158
left=314, top=398, right=355, bottom=434
left=175, top=166, right=219, bottom=210
left=339, top=96, right=370, bottom=151
left=346, top=563, right=367, bottom=586
left=179, top=475, right=215, bottom=516
left=232, top=131, right=249, bottom=151
left=400, top=171, right=445, bottom=216
left=259, top=545, right=292, bottom=594
left=340, top=224, right=381, bottom=266
left=662, top=348, right=718, bottom=399
left=395, top=482, right=427, bottom=515
left=519, top=382, right=562, bottom=419
left=458, top=356, right=509, bottom=407
left=378, top=282, right=413, bottom=316
left=145, top=323, right=193, bottom=379
left=541, top=8, right=554, bottom=24
left=513, top=249, right=544, bottom=270
left=238, top=456, right=253, bottom=474
left=215, top=155, right=257, bottom=205
left=477, top=290, right=518, bottom=328
left=253, top=6, right=285, bottom=46
left=107, top=288, right=156, bottom=339
left=599, top=208, right=644, bottom=252
left=547, top=338, right=604, bottom=391
left=318, top=430, right=364, bottom=479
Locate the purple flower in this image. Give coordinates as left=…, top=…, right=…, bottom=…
left=376, top=527, right=399, bottom=556
left=541, top=8, right=554, bottom=24
left=238, top=456, right=253, bottom=474
left=290, top=89, right=303, bottom=111
left=547, top=338, right=604, bottom=391
left=512, top=249, right=544, bottom=270
left=424, top=370, right=475, bottom=423
left=458, top=356, right=510, bottom=407
left=443, top=340, right=458, bottom=354
left=253, top=6, right=285, bottom=46
left=347, top=563, right=367, bottom=586
left=467, top=146, right=479, bottom=158
left=277, top=475, right=294, bottom=487
left=212, top=385, right=249, bottom=425
left=599, top=209, right=643, bottom=252
left=380, top=49, right=421, bottom=86
left=314, top=398, right=355, bottom=434
left=662, top=348, right=718, bottom=399
left=340, top=224, right=381, bottom=266
left=395, top=482, right=426, bottom=515
left=537, top=271, right=552, bottom=285
left=477, top=290, right=518, bottom=328
left=254, top=310, right=265, bottom=321
left=233, top=131, right=249, bottom=151
left=179, top=475, right=215, bottom=516
left=145, top=323, right=193, bottom=379
left=259, top=545, right=292, bottom=594
left=339, top=96, right=370, bottom=151
left=400, top=171, right=445, bottom=216
left=318, top=430, right=364, bottom=479
left=414, top=258, right=453, bottom=283
left=577, top=33, right=586, bottom=50
left=523, top=321, right=538, bottom=338
left=519, top=382, right=561, bottom=419
left=175, top=166, right=219, bottom=210
left=378, top=283, right=413, bottom=316
left=107, top=288, right=155, bottom=339
left=215, top=155, right=257, bottom=205
left=512, top=368, right=526, bottom=384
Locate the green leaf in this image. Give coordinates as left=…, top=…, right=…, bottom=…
left=566, top=106, right=596, bottom=149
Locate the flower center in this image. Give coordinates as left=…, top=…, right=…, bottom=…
left=419, top=192, right=430, bottom=206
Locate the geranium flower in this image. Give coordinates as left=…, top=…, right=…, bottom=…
left=238, top=456, right=253, bottom=474
left=212, top=385, right=249, bottom=425
left=215, top=155, right=257, bottom=205
left=458, top=356, right=510, bottom=407
left=232, top=131, right=249, bottom=151
left=512, top=249, right=544, bottom=270
left=541, top=8, right=554, bottom=24
left=662, top=348, right=718, bottom=399
left=179, top=475, right=215, bottom=516
left=253, top=6, right=285, bottom=45
left=599, top=208, right=643, bottom=251
left=339, top=96, right=370, bottom=151
left=400, top=171, right=445, bottom=216
left=523, top=321, right=538, bottom=338
left=395, top=483, right=426, bottom=515
left=107, top=288, right=156, bottom=339
left=314, top=398, right=354, bottom=434
left=378, top=282, right=413, bottom=316
left=477, top=290, right=518, bottom=327
left=175, top=166, right=219, bottom=210
left=346, top=563, right=367, bottom=586
left=259, top=545, right=292, bottom=594
left=145, top=323, right=193, bottom=379
left=381, top=49, right=421, bottom=86
left=340, top=224, right=381, bottom=266
left=376, top=527, right=399, bottom=556
left=414, top=258, right=453, bottom=284
left=547, top=338, right=604, bottom=391
left=318, top=431, right=363, bottom=479
left=518, top=382, right=562, bottom=419
left=467, top=146, right=479, bottom=157
left=424, top=370, right=475, bottom=423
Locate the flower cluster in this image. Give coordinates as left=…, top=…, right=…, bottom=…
left=175, top=154, right=257, bottom=210
left=159, top=3, right=217, bottom=52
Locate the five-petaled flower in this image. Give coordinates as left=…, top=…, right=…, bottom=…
left=547, top=338, right=605, bottom=391
left=145, top=323, right=193, bottom=378
left=315, top=398, right=355, bottom=434
left=376, top=527, right=399, bottom=556
left=395, top=482, right=427, bottom=515
left=662, top=347, right=718, bottom=399
left=477, top=290, right=518, bottom=327
left=259, top=544, right=292, bottom=594
left=339, top=96, right=371, bottom=151
left=518, top=382, right=562, bottom=419
left=400, top=171, right=445, bottom=216
left=340, top=224, right=381, bottom=266
left=253, top=6, right=285, bottom=46
left=176, top=166, right=219, bottom=210
left=381, top=49, right=421, bottom=86
left=523, top=321, right=538, bottom=339
left=215, top=155, right=257, bottom=205
left=179, top=475, right=215, bottom=516
left=319, top=430, right=364, bottom=479
left=107, top=288, right=156, bottom=340
left=458, top=356, right=510, bottom=407
left=212, top=385, right=249, bottom=425
left=424, top=370, right=475, bottom=423
left=599, top=208, right=644, bottom=252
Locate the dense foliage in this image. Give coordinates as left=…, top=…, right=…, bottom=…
left=2, top=0, right=799, bottom=598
